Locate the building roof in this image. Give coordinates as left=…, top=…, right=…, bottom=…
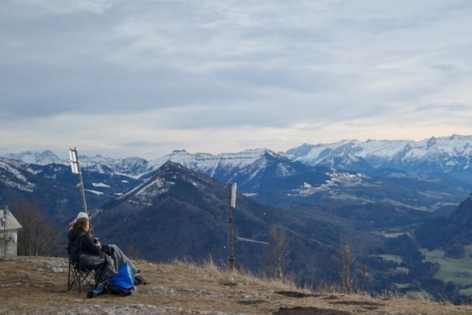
left=0, top=210, right=22, bottom=230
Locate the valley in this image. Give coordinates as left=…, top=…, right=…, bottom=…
left=2, top=135, right=472, bottom=302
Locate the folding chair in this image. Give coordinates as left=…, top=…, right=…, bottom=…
left=67, top=236, right=107, bottom=293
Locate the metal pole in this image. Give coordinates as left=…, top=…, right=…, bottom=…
left=77, top=164, right=88, bottom=215
left=227, top=183, right=236, bottom=271
left=3, top=205, right=8, bottom=257
left=70, top=148, right=88, bottom=215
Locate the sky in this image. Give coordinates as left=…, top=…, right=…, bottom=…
left=1, top=0, right=472, bottom=160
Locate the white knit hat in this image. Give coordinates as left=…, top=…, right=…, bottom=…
left=76, top=212, right=89, bottom=220
left=69, top=211, right=89, bottom=226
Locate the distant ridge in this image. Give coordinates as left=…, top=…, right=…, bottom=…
left=4, top=135, right=472, bottom=182
left=143, top=135, right=472, bottom=184
left=283, top=134, right=472, bottom=181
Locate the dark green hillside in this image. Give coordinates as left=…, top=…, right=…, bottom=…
left=88, top=162, right=470, bottom=300
left=415, top=193, right=472, bottom=252
left=92, top=162, right=348, bottom=283
left=93, top=162, right=464, bottom=299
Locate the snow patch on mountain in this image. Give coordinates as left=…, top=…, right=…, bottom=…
left=296, top=170, right=373, bottom=197
left=276, top=163, right=296, bottom=176
left=0, top=161, right=36, bottom=192
left=119, top=176, right=172, bottom=206
left=86, top=189, right=104, bottom=195
left=92, top=183, right=111, bottom=188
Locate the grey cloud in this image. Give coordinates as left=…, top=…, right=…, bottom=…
left=414, top=104, right=470, bottom=113
left=0, top=60, right=258, bottom=120
left=1, top=0, right=472, bottom=158
left=211, top=66, right=339, bottom=93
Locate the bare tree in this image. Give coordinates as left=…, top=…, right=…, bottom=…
left=14, top=200, right=61, bottom=256
left=359, top=263, right=369, bottom=292
left=338, top=238, right=356, bottom=294
left=269, top=225, right=291, bottom=281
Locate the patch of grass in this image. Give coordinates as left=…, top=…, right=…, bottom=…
left=422, top=247, right=472, bottom=289
left=3, top=256, right=472, bottom=314
left=460, top=287, right=472, bottom=296
left=174, top=256, right=299, bottom=291
left=394, top=283, right=412, bottom=289
left=464, top=245, right=472, bottom=256
left=421, top=249, right=444, bottom=260
left=396, top=267, right=409, bottom=274
left=376, top=254, right=403, bottom=263
left=406, top=290, right=435, bottom=301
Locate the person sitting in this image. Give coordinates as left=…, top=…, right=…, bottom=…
left=68, top=212, right=93, bottom=236
left=68, top=217, right=139, bottom=280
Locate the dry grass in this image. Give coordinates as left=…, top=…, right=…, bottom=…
left=1, top=255, right=472, bottom=315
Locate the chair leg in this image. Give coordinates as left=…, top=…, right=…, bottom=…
left=77, top=269, right=97, bottom=292
left=67, top=263, right=77, bottom=291
left=67, top=263, right=88, bottom=292
left=67, top=263, right=71, bottom=290
left=67, top=260, right=103, bottom=293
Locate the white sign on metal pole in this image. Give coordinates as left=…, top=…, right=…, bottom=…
left=227, top=182, right=237, bottom=270
left=69, top=149, right=79, bottom=174
left=230, top=183, right=237, bottom=208
left=69, top=148, right=88, bottom=215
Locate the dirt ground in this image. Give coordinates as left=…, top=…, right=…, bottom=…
left=1, top=256, right=472, bottom=315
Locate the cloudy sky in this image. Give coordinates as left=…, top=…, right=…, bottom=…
left=1, top=0, right=472, bottom=160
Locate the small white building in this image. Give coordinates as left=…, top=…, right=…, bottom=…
left=1, top=208, right=22, bottom=257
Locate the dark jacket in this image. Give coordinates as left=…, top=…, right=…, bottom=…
left=68, top=228, right=101, bottom=262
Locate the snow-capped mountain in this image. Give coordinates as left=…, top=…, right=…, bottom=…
left=2, top=148, right=290, bottom=181
left=3, top=134, right=472, bottom=220
left=0, top=155, right=142, bottom=221
left=283, top=134, right=472, bottom=181
left=2, top=150, right=63, bottom=166
left=144, top=148, right=278, bottom=178
left=78, top=155, right=149, bottom=178
left=5, top=135, right=472, bottom=183
left=0, top=158, right=36, bottom=192
left=1, top=151, right=150, bottom=178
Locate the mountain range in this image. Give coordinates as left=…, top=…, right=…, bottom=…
left=3, top=134, right=472, bottom=300
left=3, top=135, right=472, bottom=219
left=5, top=134, right=472, bottom=181
left=285, top=134, right=472, bottom=180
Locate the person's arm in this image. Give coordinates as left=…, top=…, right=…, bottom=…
left=81, top=234, right=101, bottom=255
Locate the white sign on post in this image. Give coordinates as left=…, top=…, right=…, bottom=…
left=230, top=183, right=237, bottom=208
left=69, top=149, right=79, bottom=174
left=69, top=148, right=88, bottom=214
